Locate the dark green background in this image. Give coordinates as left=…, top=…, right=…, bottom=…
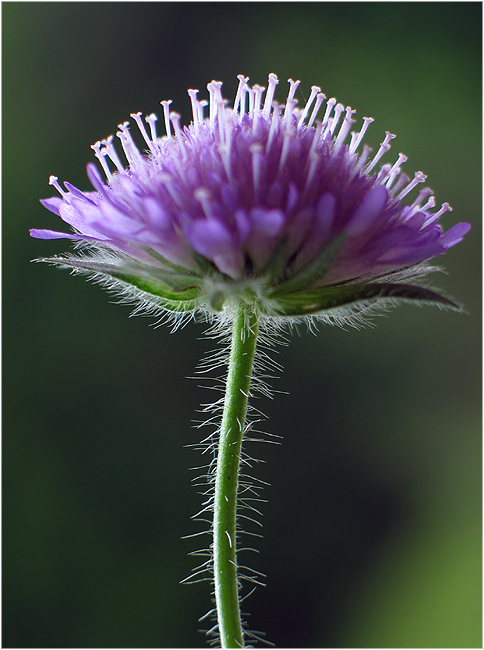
left=3, top=2, right=481, bottom=647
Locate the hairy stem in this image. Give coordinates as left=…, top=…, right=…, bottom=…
left=213, top=308, right=259, bottom=648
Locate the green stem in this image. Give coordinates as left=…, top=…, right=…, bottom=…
left=213, top=307, right=259, bottom=648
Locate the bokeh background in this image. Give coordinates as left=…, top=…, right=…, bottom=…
left=3, top=2, right=481, bottom=647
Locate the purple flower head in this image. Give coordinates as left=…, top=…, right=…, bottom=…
left=31, top=73, right=470, bottom=325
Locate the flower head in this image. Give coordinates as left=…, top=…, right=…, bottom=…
left=31, top=73, right=470, bottom=325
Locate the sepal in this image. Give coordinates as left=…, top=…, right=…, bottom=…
left=270, top=281, right=462, bottom=317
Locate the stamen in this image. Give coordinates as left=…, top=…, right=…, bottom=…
left=102, top=135, right=125, bottom=173
left=334, top=106, right=356, bottom=150
left=405, top=194, right=435, bottom=221
left=308, top=121, right=323, bottom=159
left=117, top=121, right=143, bottom=166
left=218, top=143, right=232, bottom=182
left=328, top=103, right=345, bottom=136
left=388, top=172, right=410, bottom=197
left=91, top=141, right=113, bottom=182
left=207, top=80, right=223, bottom=130
left=283, top=98, right=298, bottom=128
left=420, top=195, right=436, bottom=213
left=217, top=100, right=229, bottom=144
left=250, top=143, right=263, bottom=201
left=377, top=164, right=392, bottom=182
left=262, top=73, right=279, bottom=119
left=247, top=87, right=255, bottom=115
left=278, top=129, right=293, bottom=174
left=349, top=117, right=374, bottom=155
left=252, top=84, right=265, bottom=134
left=145, top=114, right=158, bottom=145
left=365, top=131, right=396, bottom=174
left=297, top=85, right=321, bottom=129
left=160, top=100, right=173, bottom=139
left=394, top=171, right=427, bottom=201
left=48, top=175, right=70, bottom=201
left=423, top=202, right=452, bottom=227
left=187, top=89, right=200, bottom=135
left=307, top=93, right=326, bottom=129
left=170, top=112, right=187, bottom=160
left=381, top=152, right=407, bottom=186
left=197, top=100, right=208, bottom=124
left=252, top=85, right=265, bottom=116
left=304, top=153, right=319, bottom=195
left=239, top=82, right=248, bottom=118
left=194, top=187, right=213, bottom=219
left=233, top=74, right=249, bottom=115
left=130, top=112, right=158, bottom=156
left=384, top=166, right=401, bottom=189
left=265, top=102, right=281, bottom=153
left=351, top=144, right=372, bottom=178
left=286, top=78, right=300, bottom=104
left=321, top=97, right=337, bottom=129
left=409, top=187, right=434, bottom=210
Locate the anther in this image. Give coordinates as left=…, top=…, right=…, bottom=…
left=262, top=73, right=279, bottom=119
left=160, top=100, right=173, bottom=139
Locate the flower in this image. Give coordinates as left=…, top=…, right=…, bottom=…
left=31, top=73, right=470, bottom=324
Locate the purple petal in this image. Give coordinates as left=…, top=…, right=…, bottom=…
left=40, top=197, right=63, bottom=216
left=440, top=222, right=472, bottom=249
left=346, top=184, right=388, bottom=236
left=86, top=162, right=106, bottom=193
left=249, top=208, right=285, bottom=237
left=64, top=182, right=97, bottom=205
left=186, top=219, right=234, bottom=258
left=30, top=228, right=72, bottom=240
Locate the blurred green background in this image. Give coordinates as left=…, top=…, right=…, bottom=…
left=3, top=2, right=481, bottom=647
